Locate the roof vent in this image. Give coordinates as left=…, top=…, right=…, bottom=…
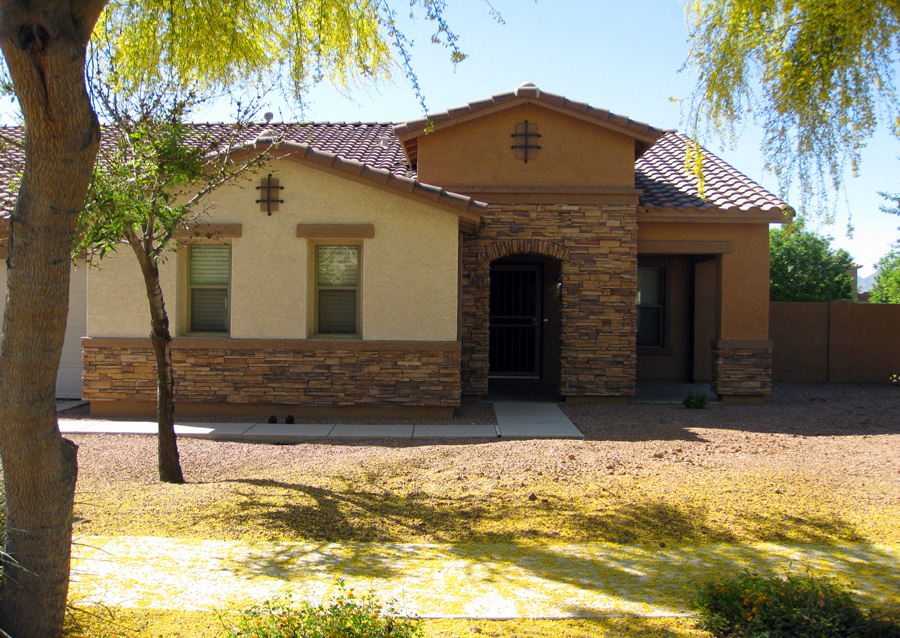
left=263, top=112, right=273, bottom=123
left=378, top=136, right=393, bottom=149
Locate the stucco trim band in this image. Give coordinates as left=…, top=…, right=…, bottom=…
left=174, top=223, right=243, bottom=240
left=638, top=240, right=732, bottom=255
left=296, top=224, right=375, bottom=239
left=638, top=208, right=785, bottom=224
left=452, top=187, right=642, bottom=206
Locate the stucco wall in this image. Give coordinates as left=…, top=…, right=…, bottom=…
left=637, top=221, right=771, bottom=340
left=87, top=158, right=460, bottom=342
left=416, top=103, right=636, bottom=190
left=2, top=259, right=87, bottom=397
left=88, top=249, right=177, bottom=337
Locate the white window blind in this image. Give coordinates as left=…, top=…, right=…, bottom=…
left=190, top=245, right=230, bottom=333
left=316, top=245, right=359, bottom=334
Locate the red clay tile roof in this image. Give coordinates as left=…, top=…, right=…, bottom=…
left=636, top=131, right=787, bottom=216
left=0, top=114, right=787, bottom=222
left=0, top=123, right=485, bottom=220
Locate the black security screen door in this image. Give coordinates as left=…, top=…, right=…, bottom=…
left=489, top=264, right=541, bottom=377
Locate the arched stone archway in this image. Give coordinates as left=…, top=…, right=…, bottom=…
left=485, top=239, right=569, bottom=262
left=459, top=203, right=638, bottom=400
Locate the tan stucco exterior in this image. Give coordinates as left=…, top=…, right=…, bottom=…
left=87, top=158, right=460, bottom=342
left=415, top=103, right=637, bottom=191
left=637, top=221, right=771, bottom=341
left=88, top=249, right=177, bottom=337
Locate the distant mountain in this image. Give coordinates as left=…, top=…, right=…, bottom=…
left=858, top=271, right=879, bottom=293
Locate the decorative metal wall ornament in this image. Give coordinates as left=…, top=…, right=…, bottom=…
left=255, top=173, right=284, bottom=215
left=510, top=120, right=541, bottom=163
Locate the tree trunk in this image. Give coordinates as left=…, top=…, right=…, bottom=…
left=129, top=239, right=185, bottom=484
left=0, top=2, right=106, bottom=635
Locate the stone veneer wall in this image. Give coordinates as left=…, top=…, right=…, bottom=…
left=82, top=338, right=461, bottom=407
left=461, top=203, right=638, bottom=398
left=711, top=340, right=773, bottom=396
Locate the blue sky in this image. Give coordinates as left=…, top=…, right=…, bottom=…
left=8, top=0, right=900, bottom=274
left=212, top=0, right=900, bottom=276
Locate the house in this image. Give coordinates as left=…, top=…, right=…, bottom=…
left=3, top=84, right=788, bottom=415
left=0, top=199, right=87, bottom=400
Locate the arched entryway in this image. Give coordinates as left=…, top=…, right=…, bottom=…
left=488, top=254, right=562, bottom=399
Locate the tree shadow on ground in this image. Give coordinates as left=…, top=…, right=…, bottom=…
left=566, top=395, right=900, bottom=442
left=207, top=478, right=897, bottom=616
left=212, top=478, right=871, bottom=546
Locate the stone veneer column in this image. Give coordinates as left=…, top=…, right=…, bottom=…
left=461, top=203, right=638, bottom=399
left=711, top=340, right=773, bottom=404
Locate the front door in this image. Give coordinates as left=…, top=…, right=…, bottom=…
left=489, top=264, right=541, bottom=378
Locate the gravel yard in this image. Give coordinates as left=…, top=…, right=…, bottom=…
left=66, top=383, right=899, bottom=546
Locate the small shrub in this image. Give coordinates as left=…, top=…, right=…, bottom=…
left=683, top=391, right=708, bottom=409
left=222, top=582, right=422, bottom=638
left=691, top=571, right=900, bottom=638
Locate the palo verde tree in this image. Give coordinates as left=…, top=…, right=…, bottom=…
left=0, top=1, right=474, bottom=635
left=684, top=0, right=900, bottom=220
left=769, top=222, right=855, bottom=302
left=79, top=74, right=277, bottom=484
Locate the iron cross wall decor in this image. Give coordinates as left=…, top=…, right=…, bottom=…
left=511, top=120, right=541, bottom=163
left=256, top=173, right=285, bottom=215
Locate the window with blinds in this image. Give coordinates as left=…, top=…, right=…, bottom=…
left=189, top=245, right=230, bottom=333
left=637, top=267, right=665, bottom=348
left=316, top=245, right=359, bottom=335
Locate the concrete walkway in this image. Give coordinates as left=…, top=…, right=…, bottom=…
left=69, top=535, right=900, bottom=618
left=58, top=401, right=584, bottom=441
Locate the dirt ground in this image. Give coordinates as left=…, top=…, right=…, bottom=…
left=57, top=383, right=899, bottom=638
left=66, top=383, right=899, bottom=546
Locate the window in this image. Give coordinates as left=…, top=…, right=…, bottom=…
left=637, top=267, right=665, bottom=348
left=189, top=244, right=230, bottom=333
left=315, top=245, right=359, bottom=335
